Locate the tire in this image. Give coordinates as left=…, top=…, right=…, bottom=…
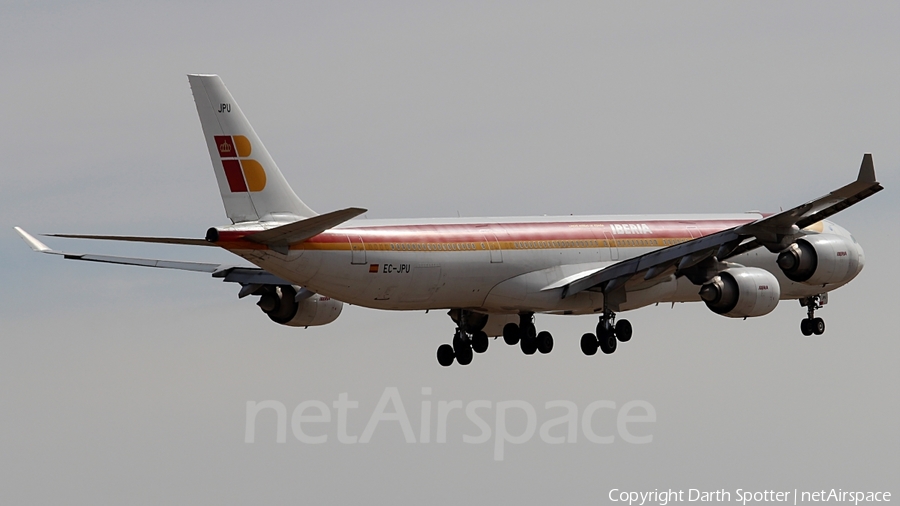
left=523, top=323, right=537, bottom=340
left=520, top=335, right=537, bottom=355
left=456, top=346, right=473, bottom=365
left=503, top=323, right=520, bottom=345
left=812, top=317, right=825, bottom=335
left=800, top=319, right=813, bottom=336
left=580, top=333, right=598, bottom=356
left=436, top=344, right=455, bottom=367
left=596, top=321, right=612, bottom=341
left=615, top=319, right=632, bottom=342
left=599, top=334, right=617, bottom=354
left=537, top=331, right=553, bottom=354
left=472, top=331, right=489, bottom=353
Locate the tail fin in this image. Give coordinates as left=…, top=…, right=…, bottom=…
left=188, top=74, right=316, bottom=223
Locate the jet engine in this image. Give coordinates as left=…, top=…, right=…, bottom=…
left=699, top=267, right=780, bottom=318
left=776, top=234, right=861, bottom=286
left=256, top=285, right=343, bottom=327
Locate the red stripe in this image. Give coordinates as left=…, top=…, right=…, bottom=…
left=302, top=219, right=753, bottom=244
left=214, top=218, right=757, bottom=250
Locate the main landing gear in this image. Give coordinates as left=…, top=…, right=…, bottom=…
left=436, top=310, right=490, bottom=367
left=436, top=312, right=556, bottom=367
left=799, top=294, right=827, bottom=336
left=501, top=313, right=554, bottom=356
left=580, top=310, right=632, bottom=356
left=436, top=328, right=489, bottom=367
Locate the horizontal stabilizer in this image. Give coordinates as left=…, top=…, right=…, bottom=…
left=242, top=207, right=367, bottom=249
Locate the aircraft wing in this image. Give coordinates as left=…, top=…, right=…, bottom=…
left=559, top=154, right=883, bottom=301
left=14, top=227, right=292, bottom=287
left=42, top=233, right=214, bottom=246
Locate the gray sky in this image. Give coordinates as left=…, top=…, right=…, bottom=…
left=2, top=2, right=898, bottom=504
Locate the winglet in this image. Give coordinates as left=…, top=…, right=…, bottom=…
left=14, top=227, right=52, bottom=253
left=858, top=153, right=876, bottom=184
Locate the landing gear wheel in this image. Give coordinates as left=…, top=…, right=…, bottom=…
left=580, top=333, right=598, bottom=356
left=800, top=318, right=813, bottom=336
left=452, top=331, right=472, bottom=364
left=615, top=319, right=632, bottom=342
left=596, top=321, right=613, bottom=341
left=436, top=344, right=455, bottom=367
left=472, top=331, right=489, bottom=354
left=456, top=346, right=473, bottom=365
left=503, top=323, right=521, bottom=345
left=537, top=331, right=553, bottom=354
left=812, top=317, right=825, bottom=335
left=598, top=333, right=617, bottom=355
left=596, top=318, right=616, bottom=354
left=520, top=334, right=537, bottom=355
left=522, top=322, right=537, bottom=340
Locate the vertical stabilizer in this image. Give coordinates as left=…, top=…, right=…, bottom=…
left=188, top=74, right=316, bottom=223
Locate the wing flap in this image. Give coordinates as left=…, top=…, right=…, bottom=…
left=62, top=253, right=222, bottom=272
left=561, top=229, right=741, bottom=298
left=211, top=267, right=292, bottom=285
left=540, top=266, right=605, bottom=292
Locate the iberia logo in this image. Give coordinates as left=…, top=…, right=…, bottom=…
left=214, top=135, right=266, bottom=192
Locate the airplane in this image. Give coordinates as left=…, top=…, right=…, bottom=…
left=15, top=74, right=883, bottom=367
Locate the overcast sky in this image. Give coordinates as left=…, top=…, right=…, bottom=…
left=1, top=2, right=898, bottom=504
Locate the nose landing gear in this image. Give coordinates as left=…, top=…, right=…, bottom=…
left=799, top=294, right=827, bottom=336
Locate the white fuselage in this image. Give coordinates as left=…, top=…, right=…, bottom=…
left=219, top=213, right=864, bottom=315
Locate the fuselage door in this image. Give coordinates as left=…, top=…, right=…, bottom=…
left=603, top=229, right=619, bottom=261
left=348, top=234, right=366, bottom=264
left=481, top=232, right=503, bottom=263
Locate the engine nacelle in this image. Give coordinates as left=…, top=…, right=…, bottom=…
left=257, top=285, right=343, bottom=327
left=776, top=234, right=860, bottom=286
left=699, top=267, right=780, bottom=318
